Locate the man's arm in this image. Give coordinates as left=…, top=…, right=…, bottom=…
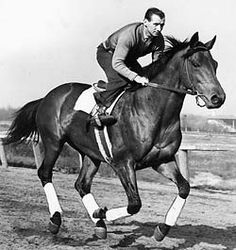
left=112, top=36, right=138, bottom=81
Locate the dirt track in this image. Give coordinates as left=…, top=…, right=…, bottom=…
left=0, top=167, right=236, bottom=250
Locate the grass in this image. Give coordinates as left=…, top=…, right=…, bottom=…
left=188, top=151, right=236, bottom=179
left=136, top=150, right=236, bottom=185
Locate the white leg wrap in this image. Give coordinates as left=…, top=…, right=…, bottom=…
left=44, top=183, right=62, bottom=217
left=106, top=207, right=131, bottom=222
left=165, top=196, right=186, bottom=226
left=82, top=193, right=100, bottom=223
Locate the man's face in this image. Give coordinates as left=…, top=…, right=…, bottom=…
left=144, top=14, right=165, bottom=37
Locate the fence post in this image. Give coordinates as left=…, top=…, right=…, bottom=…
left=177, top=149, right=189, bottom=181
left=32, top=141, right=43, bottom=169
left=0, top=139, right=8, bottom=168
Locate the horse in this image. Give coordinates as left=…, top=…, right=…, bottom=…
left=5, top=32, right=225, bottom=241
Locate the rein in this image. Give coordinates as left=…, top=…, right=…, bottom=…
left=147, top=81, right=196, bottom=95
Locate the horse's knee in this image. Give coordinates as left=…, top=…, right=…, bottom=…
left=127, top=200, right=142, bottom=215
left=178, top=179, right=190, bottom=199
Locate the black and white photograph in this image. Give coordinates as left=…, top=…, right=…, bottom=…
left=0, top=0, right=235, bottom=249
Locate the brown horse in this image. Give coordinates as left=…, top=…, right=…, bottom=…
left=5, top=32, right=225, bottom=241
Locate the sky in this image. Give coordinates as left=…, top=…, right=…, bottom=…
left=0, top=0, right=235, bottom=116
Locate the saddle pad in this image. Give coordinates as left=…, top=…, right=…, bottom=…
left=74, top=86, right=96, bottom=114
left=74, top=85, right=125, bottom=163
left=93, top=90, right=125, bottom=163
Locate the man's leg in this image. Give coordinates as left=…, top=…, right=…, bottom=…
left=90, top=44, right=127, bottom=127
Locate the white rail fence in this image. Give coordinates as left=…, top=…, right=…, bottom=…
left=1, top=131, right=236, bottom=181
left=0, top=132, right=8, bottom=168
left=0, top=131, right=42, bottom=169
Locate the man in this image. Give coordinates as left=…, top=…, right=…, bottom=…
left=91, top=7, right=165, bottom=127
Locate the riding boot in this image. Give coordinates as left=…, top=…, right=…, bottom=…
left=89, top=103, right=117, bottom=128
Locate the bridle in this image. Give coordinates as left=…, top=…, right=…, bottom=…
left=147, top=49, right=209, bottom=107
left=184, top=58, right=206, bottom=107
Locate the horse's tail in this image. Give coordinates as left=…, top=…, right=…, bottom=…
left=3, top=98, right=43, bottom=145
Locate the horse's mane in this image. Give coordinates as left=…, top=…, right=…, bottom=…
left=143, top=36, right=189, bottom=80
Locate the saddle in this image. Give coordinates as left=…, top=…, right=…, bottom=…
left=89, top=80, right=121, bottom=128
left=90, top=80, right=142, bottom=128
left=93, top=80, right=140, bottom=108
left=93, top=80, right=107, bottom=92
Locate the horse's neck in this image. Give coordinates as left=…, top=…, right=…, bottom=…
left=148, top=58, right=185, bottom=115
left=127, top=61, right=183, bottom=143
left=152, top=55, right=183, bottom=92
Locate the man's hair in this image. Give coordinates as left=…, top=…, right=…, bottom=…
left=144, top=7, right=165, bottom=21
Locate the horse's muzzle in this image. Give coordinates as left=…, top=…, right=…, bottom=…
left=208, top=92, right=226, bottom=108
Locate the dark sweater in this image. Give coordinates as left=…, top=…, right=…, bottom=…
left=103, top=22, right=164, bottom=80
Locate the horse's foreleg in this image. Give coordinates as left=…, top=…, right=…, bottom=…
left=152, top=159, right=190, bottom=241
left=74, top=158, right=107, bottom=238
left=96, top=159, right=141, bottom=222
left=37, top=143, right=63, bottom=234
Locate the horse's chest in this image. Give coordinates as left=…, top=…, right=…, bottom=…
left=138, top=131, right=181, bottom=168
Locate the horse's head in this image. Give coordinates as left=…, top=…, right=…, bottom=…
left=182, top=32, right=225, bottom=108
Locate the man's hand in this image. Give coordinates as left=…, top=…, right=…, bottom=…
left=134, top=76, right=149, bottom=86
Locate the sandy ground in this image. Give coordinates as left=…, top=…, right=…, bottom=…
left=0, top=166, right=236, bottom=250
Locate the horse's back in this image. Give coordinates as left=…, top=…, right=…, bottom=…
left=36, top=82, right=91, bottom=135
left=43, top=82, right=90, bottom=105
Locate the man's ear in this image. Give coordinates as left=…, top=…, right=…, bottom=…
left=143, top=19, right=148, bottom=26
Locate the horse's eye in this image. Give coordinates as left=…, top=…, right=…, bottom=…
left=190, top=59, right=200, bottom=67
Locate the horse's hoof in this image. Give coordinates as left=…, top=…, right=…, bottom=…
left=95, top=219, right=107, bottom=239
left=153, top=223, right=170, bottom=242
left=48, top=220, right=60, bottom=234
left=48, top=212, right=61, bottom=234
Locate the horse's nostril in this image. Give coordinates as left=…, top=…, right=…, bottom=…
left=211, top=94, right=221, bottom=105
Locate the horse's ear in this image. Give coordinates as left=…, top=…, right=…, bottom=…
left=204, top=35, right=216, bottom=50
left=189, top=32, right=199, bottom=48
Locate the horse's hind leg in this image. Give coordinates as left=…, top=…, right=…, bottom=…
left=152, top=158, right=190, bottom=241
left=37, top=138, right=64, bottom=234
left=74, top=157, right=107, bottom=238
